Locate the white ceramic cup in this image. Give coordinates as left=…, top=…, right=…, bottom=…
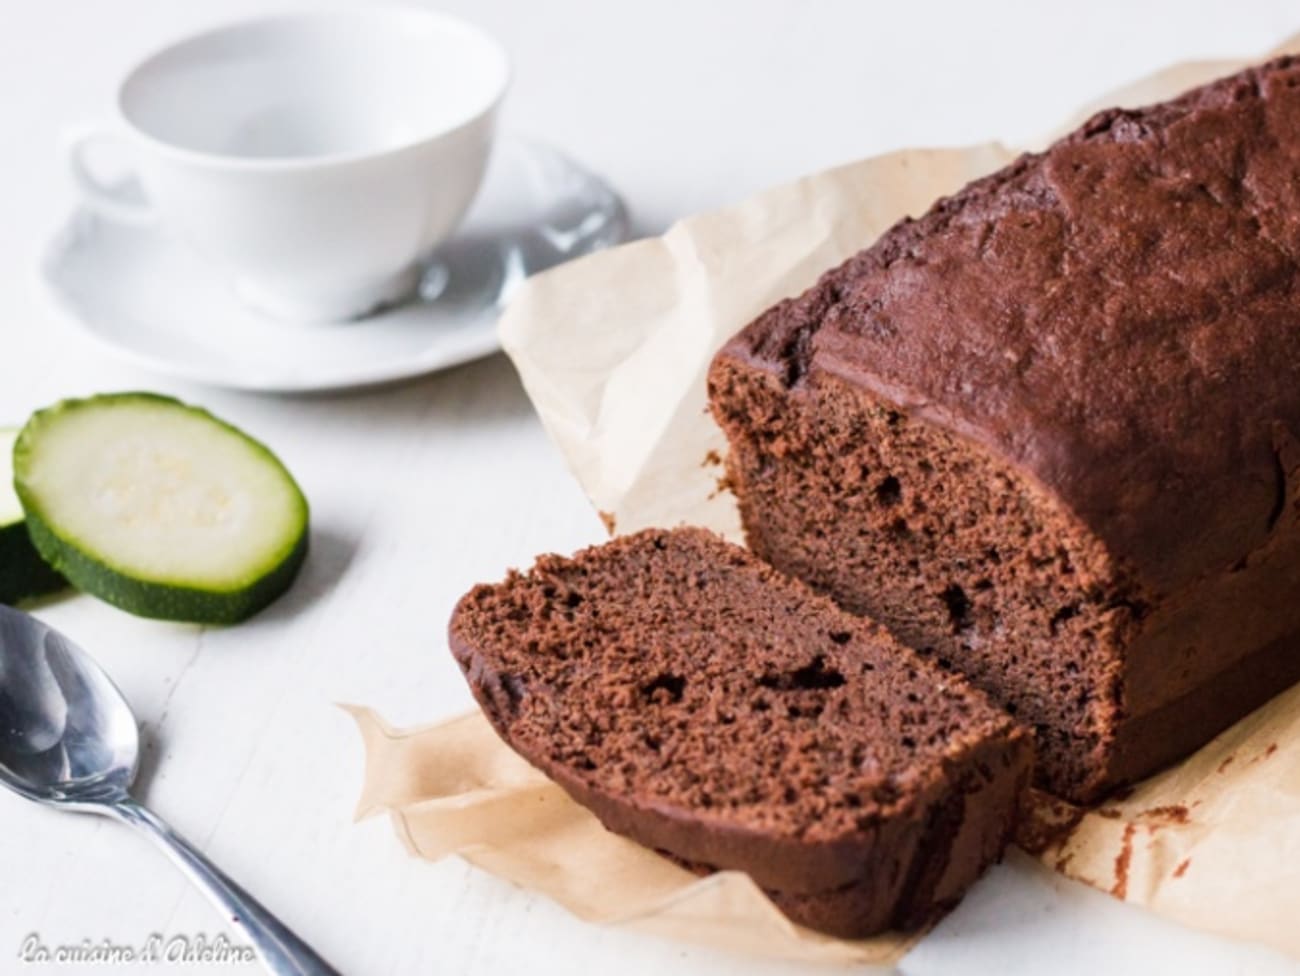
left=63, top=8, right=510, bottom=323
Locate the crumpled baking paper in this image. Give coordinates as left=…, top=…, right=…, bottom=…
left=344, top=706, right=916, bottom=964
left=352, top=34, right=1300, bottom=963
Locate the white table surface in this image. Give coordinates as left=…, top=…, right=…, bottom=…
left=4, top=1, right=1300, bottom=973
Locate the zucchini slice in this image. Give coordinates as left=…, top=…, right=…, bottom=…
left=14, top=393, right=308, bottom=623
left=0, top=427, right=64, bottom=604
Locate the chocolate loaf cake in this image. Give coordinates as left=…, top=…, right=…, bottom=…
left=450, top=528, right=1031, bottom=937
left=709, top=57, right=1300, bottom=804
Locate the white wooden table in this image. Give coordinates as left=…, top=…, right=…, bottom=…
left=4, top=2, right=1300, bottom=973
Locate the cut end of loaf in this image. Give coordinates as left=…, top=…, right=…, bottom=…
left=709, top=351, right=1142, bottom=803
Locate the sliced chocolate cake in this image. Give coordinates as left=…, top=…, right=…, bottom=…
left=450, top=527, right=1031, bottom=937
left=709, top=56, right=1300, bottom=804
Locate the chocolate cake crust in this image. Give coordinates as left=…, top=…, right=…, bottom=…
left=734, top=57, right=1300, bottom=593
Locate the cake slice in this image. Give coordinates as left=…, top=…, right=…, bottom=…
left=449, top=527, right=1032, bottom=937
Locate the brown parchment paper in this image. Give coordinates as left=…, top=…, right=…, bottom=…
left=354, top=35, right=1300, bottom=963
left=345, top=705, right=916, bottom=965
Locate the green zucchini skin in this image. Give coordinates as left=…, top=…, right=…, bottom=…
left=0, top=425, right=65, bottom=605
left=20, top=508, right=306, bottom=623
left=0, top=521, right=66, bottom=605
left=14, top=393, right=310, bottom=625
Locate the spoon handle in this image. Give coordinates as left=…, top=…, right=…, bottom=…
left=107, top=798, right=339, bottom=976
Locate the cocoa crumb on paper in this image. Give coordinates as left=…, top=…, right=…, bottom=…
left=1139, top=805, right=1190, bottom=826
left=1243, top=742, right=1279, bottom=767
left=707, top=474, right=734, bottom=501
left=1112, top=823, right=1137, bottom=899
left=1014, top=790, right=1086, bottom=856
left=701, top=449, right=734, bottom=500
left=598, top=511, right=617, bottom=535
left=1173, top=858, right=1192, bottom=879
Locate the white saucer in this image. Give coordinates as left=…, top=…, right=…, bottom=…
left=40, top=135, right=628, bottom=393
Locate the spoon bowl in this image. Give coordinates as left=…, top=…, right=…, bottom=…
left=0, top=605, right=336, bottom=975
left=0, top=608, right=137, bottom=807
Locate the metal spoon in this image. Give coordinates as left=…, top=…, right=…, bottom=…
left=0, top=605, right=337, bottom=975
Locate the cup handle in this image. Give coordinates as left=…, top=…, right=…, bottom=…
left=61, top=124, right=156, bottom=225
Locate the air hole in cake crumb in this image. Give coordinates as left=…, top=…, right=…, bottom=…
left=829, top=631, right=852, bottom=645
left=875, top=476, right=903, bottom=507
left=788, top=702, right=825, bottom=720
left=564, top=591, right=584, bottom=609
left=758, top=655, right=846, bottom=691
left=642, top=672, right=685, bottom=703
left=1049, top=604, right=1080, bottom=635
left=940, top=584, right=973, bottom=632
